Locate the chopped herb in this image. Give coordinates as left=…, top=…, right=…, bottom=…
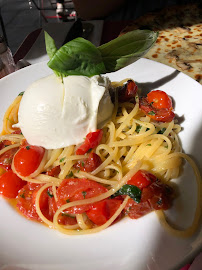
left=47, top=190, right=53, bottom=198
left=157, top=127, right=166, bottom=134
left=135, top=125, right=142, bottom=133
left=164, top=145, right=168, bottom=148
left=66, top=199, right=70, bottom=203
left=60, top=157, right=65, bottom=163
left=157, top=198, right=162, bottom=205
left=77, top=168, right=80, bottom=173
left=146, top=128, right=150, bottom=131
left=18, top=91, right=24, bottom=96
left=81, top=161, right=85, bottom=167
left=26, top=145, right=30, bottom=150
left=148, top=111, right=155, bottom=116
left=82, top=191, right=87, bottom=198
left=61, top=212, right=75, bottom=218
left=20, top=193, right=25, bottom=199
left=149, top=101, right=154, bottom=106
left=6, top=117, right=14, bottom=124
left=87, top=148, right=92, bottom=153
left=111, top=184, right=141, bottom=203
left=147, top=144, right=151, bottom=146
left=67, top=171, right=74, bottom=178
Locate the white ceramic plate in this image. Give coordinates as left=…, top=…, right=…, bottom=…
left=0, top=59, right=202, bottom=270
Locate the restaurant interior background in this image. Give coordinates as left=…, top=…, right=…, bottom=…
left=0, top=0, right=76, bottom=54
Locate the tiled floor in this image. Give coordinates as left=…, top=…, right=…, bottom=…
left=0, top=0, right=75, bottom=54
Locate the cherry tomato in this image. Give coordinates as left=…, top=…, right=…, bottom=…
left=0, top=148, right=18, bottom=171
left=125, top=179, right=174, bottom=219
left=76, top=130, right=103, bottom=155
left=12, top=129, right=22, bottom=135
left=17, top=182, right=49, bottom=221
left=86, top=199, right=122, bottom=226
left=0, top=170, right=26, bottom=198
left=141, top=179, right=173, bottom=210
left=46, top=166, right=61, bottom=177
left=147, top=90, right=172, bottom=109
left=118, top=80, right=138, bottom=102
left=140, top=96, right=175, bottom=122
left=13, top=145, right=45, bottom=177
left=74, top=153, right=102, bottom=172
left=127, top=170, right=156, bottom=190
left=56, top=178, right=108, bottom=214
left=0, top=140, right=12, bottom=150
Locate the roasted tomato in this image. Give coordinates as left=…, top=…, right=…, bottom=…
left=127, top=170, right=157, bottom=190
left=74, top=153, right=102, bottom=172
left=76, top=130, right=103, bottom=155
left=13, top=145, right=45, bottom=177
left=56, top=178, right=108, bottom=214
left=125, top=171, right=174, bottom=219
left=140, top=90, right=175, bottom=122
left=0, top=170, right=26, bottom=198
left=118, top=80, right=138, bottom=102
left=86, top=199, right=122, bottom=226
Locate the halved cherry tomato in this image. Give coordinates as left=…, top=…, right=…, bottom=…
left=127, top=170, right=157, bottom=190
left=0, top=170, right=26, bottom=198
left=17, top=182, right=49, bottom=221
left=125, top=178, right=174, bottom=219
left=46, top=166, right=61, bottom=177
left=0, top=140, right=12, bottom=150
left=140, top=96, right=175, bottom=122
left=0, top=147, right=18, bottom=171
left=147, top=90, right=172, bottom=109
left=76, top=130, right=103, bottom=155
left=86, top=199, right=122, bottom=226
left=13, top=145, right=45, bottom=177
left=74, top=153, right=102, bottom=172
left=12, top=129, right=22, bottom=135
left=56, top=178, right=108, bottom=214
left=118, top=80, right=138, bottom=102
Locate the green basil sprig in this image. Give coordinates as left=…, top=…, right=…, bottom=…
left=98, top=30, right=158, bottom=72
left=47, top=37, right=106, bottom=77
left=111, top=184, right=141, bottom=203
left=45, top=29, right=158, bottom=77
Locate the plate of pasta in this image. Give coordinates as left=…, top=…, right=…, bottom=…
left=0, top=58, right=202, bottom=270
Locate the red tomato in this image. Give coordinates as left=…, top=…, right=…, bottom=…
left=46, top=166, right=61, bottom=177
left=17, top=182, right=49, bottom=221
left=118, top=80, right=138, bottom=102
left=125, top=179, right=174, bottom=219
left=74, top=153, right=102, bottom=172
left=147, top=90, right=172, bottom=109
left=127, top=170, right=156, bottom=190
left=0, top=170, right=26, bottom=198
left=141, top=179, right=173, bottom=210
left=76, top=130, right=103, bottom=155
left=86, top=199, right=122, bottom=226
left=12, top=129, right=22, bottom=135
left=56, top=178, right=108, bottom=214
left=140, top=96, right=175, bottom=122
left=0, top=140, right=12, bottom=150
left=13, top=145, right=45, bottom=177
left=0, top=148, right=18, bottom=171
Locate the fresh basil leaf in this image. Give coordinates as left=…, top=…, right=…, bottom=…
left=157, top=127, right=166, bottom=134
left=48, top=37, right=106, bottom=77
left=112, top=184, right=141, bottom=203
left=45, top=31, right=61, bottom=77
left=98, top=30, right=158, bottom=72
left=45, top=31, right=57, bottom=59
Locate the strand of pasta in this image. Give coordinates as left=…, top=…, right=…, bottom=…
left=0, top=143, right=20, bottom=156
left=156, top=153, right=201, bottom=237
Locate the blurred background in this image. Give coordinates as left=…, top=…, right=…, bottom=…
left=0, top=0, right=76, bottom=54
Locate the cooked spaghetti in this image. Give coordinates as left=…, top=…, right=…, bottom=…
left=0, top=79, right=201, bottom=237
